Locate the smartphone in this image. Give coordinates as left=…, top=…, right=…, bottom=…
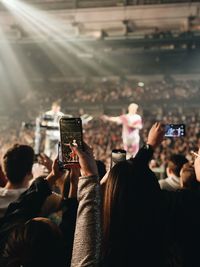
left=164, top=124, right=185, bottom=137
left=111, top=149, right=127, bottom=168
left=59, top=117, right=83, bottom=168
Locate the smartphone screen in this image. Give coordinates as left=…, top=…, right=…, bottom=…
left=59, top=117, right=83, bottom=168
left=164, top=124, right=185, bottom=137
left=111, top=149, right=126, bottom=168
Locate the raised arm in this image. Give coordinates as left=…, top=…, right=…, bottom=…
left=134, top=122, right=165, bottom=164
left=70, top=143, right=101, bottom=267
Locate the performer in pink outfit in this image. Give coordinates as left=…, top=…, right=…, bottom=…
left=102, top=103, right=143, bottom=158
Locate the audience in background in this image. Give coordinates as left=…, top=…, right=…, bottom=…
left=0, top=76, right=200, bottom=174
left=0, top=120, right=200, bottom=267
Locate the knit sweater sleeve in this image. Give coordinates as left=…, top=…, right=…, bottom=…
left=70, top=175, right=101, bottom=267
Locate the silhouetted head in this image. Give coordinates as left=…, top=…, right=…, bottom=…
left=166, top=154, right=188, bottom=178
left=2, top=217, right=66, bottom=267
left=180, top=162, right=198, bottom=190
left=3, top=144, right=34, bottom=185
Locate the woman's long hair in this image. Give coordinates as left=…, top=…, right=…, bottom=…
left=102, top=159, right=162, bottom=266
left=102, top=161, right=135, bottom=255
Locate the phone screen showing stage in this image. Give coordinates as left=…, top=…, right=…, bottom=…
left=59, top=117, right=83, bottom=167
left=164, top=124, right=185, bottom=137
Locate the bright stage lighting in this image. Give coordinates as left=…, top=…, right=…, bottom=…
left=0, top=0, right=117, bottom=78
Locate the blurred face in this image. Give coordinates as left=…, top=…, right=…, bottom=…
left=128, top=103, right=138, bottom=114
left=52, top=104, right=61, bottom=113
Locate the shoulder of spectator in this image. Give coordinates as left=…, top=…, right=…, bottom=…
left=40, top=192, right=62, bottom=216
left=30, top=176, right=52, bottom=195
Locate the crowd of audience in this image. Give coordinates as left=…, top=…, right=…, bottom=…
left=0, top=121, right=200, bottom=267
left=0, top=77, right=200, bottom=266
left=82, top=106, right=200, bottom=172
left=8, top=77, right=199, bottom=124
left=27, top=78, right=200, bottom=109
left=6, top=78, right=195, bottom=170
left=0, top=77, right=198, bottom=171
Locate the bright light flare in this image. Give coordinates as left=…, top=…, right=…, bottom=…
left=0, top=0, right=117, bottom=77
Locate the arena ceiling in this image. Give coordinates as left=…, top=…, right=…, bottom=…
left=0, top=1, right=200, bottom=42
left=0, top=1, right=200, bottom=11
left=0, top=1, right=200, bottom=82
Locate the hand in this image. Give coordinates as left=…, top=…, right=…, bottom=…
left=194, top=147, right=200, bottom=182
left=147, top=122, right=165, bottom=149
left=72, top=142, right=98, bottom=177
left=51, top=158, right=65, bottom=178
left=38, top=153, right=53, bottom=173
left=46, top=158, right=66, bottom=187
left=32, top=163, right=47, bottom=179
left=100, top=170, right=110, bottom=185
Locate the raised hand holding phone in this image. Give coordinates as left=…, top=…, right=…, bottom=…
left=147, top=122, right=165, bottom=149
left=72, top=142, right=98, bottom=177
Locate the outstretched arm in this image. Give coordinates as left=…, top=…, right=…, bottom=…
left=101, top=114, right=122, bottom=124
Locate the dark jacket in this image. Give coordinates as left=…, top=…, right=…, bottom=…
left=0, top=175, right=101, bottom=267
left=0, top=177, right=78, bottom=266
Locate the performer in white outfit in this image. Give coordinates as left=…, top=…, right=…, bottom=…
left=42, top=101, right=64, bottom=158
left=102, top=103, right=143, bottom=158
